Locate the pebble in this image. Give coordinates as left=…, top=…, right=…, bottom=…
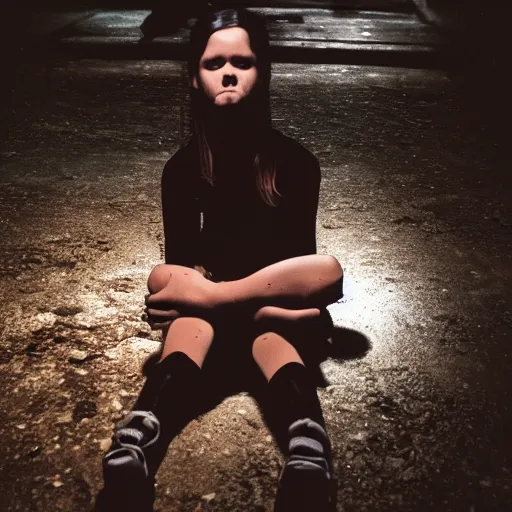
left=202, top=492, right=216, bottom=502
left=68, top=350, right=88, bottom=363
left=56, top=412, right=73, bottom=424
left=349, top=432, right=367, bottom=442
left=100, top=438, right=112, bottom=452
left=111, top=399, right=123, bottom=411
left=479, top=476, right=492, bottom=488
left=401, top=466, right=417, bottom=482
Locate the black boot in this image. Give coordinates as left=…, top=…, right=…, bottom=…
left=96, top=352, right=204, bottom=512
left=268, top=362, right=334, bottom=512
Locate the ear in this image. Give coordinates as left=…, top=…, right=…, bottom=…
left=192, top=75, right=199, bottom=89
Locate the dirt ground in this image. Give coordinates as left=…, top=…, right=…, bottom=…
left=1, top=54, right=511, bottom=511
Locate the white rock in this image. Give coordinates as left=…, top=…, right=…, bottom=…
left=100, top=438, right=112, bottom=452
left=56, top=412, right=73, bottom=424
left=31, top=312, right=58, bottom=331
left=69, top=350, right=88, bottom=362
left=111, top=399, right=123, bottom=411
left=202, top=493, right=216, bottom=502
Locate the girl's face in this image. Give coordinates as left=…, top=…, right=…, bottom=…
left=192, top=27, right=258, bottom=107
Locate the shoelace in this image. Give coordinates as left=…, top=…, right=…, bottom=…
left=114, top=410, right=161, bottom=450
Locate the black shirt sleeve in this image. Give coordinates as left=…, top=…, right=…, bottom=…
left=161, top=148, right=201, bottom=267
left=282, top=146, right=321, bottom=257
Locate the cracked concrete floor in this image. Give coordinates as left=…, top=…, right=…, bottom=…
left=1, top=58, right=511, bottom=511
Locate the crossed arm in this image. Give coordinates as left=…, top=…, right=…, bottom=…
left=145, top=254, right=343, bottom=330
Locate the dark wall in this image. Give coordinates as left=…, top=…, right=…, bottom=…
left=414, top=1, right=510, bottom=136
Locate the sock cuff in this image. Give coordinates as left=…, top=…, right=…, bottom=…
left=155, top=351, right=202, bottom=380
left=268, top=362, right=314, bottom=391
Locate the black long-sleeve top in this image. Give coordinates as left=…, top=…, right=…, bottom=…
left=161, top=129, right=321, bottom=282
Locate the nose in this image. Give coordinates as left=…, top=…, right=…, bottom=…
left=222, top=74, right=237, bottom=87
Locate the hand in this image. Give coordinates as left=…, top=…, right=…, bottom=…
left=143, top=293, right=182, bottom=330
left=146, top=266, right=217, bottom=314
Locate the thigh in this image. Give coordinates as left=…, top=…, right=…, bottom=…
left=161, top=316, right=215, bottom=368
left=253, top=306, right=333, bottom=344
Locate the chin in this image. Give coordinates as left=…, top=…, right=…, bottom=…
left=215, top=93, right=242, bottom=106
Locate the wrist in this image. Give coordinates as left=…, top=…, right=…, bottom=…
left=207, top=280, right=225, bottom=309
left=212, top=281, right=246, bottom=310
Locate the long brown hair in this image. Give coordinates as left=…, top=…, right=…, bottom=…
left=188, top=8, right=281, bottom=206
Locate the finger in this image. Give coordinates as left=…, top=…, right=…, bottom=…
left=149, top=320, right=174, bottom=331
left=146, top=288, right=168, bottom=305
left=146, top=308, right=181, bottom=320
left=145, top=300, right=174, bottom=311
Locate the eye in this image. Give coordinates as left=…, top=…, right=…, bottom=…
left=203, top=57, right=225, bottom=71
left=232, top=57, right=254, bottom=70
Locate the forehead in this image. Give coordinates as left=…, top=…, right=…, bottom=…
left=200, top=27, right=255, bottom=59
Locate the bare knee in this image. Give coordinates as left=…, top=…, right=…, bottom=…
left=252, top=333, right=277, bottom=364
left=161, top=316, right=215, bottom=366
left=252, top=333, right=303, bottom=381
left=318, top=255, right=343, bottom=303
left=320, top=255, right=343, bottom=283
left=147, top=264, right=173, bottom=294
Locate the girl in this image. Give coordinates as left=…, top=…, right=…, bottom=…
left=99, top=8, right=343, bottom=512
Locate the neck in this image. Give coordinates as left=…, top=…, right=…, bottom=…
left=205, top=104, right=259, bottom=160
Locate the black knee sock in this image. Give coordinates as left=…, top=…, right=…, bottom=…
left=128, top=351, right=205, bottom=447
left=133, top=351, right=203, bottom=411
left=268, top=362, right=326, bottom=431
left=130, top=352, right=205, bottom=475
